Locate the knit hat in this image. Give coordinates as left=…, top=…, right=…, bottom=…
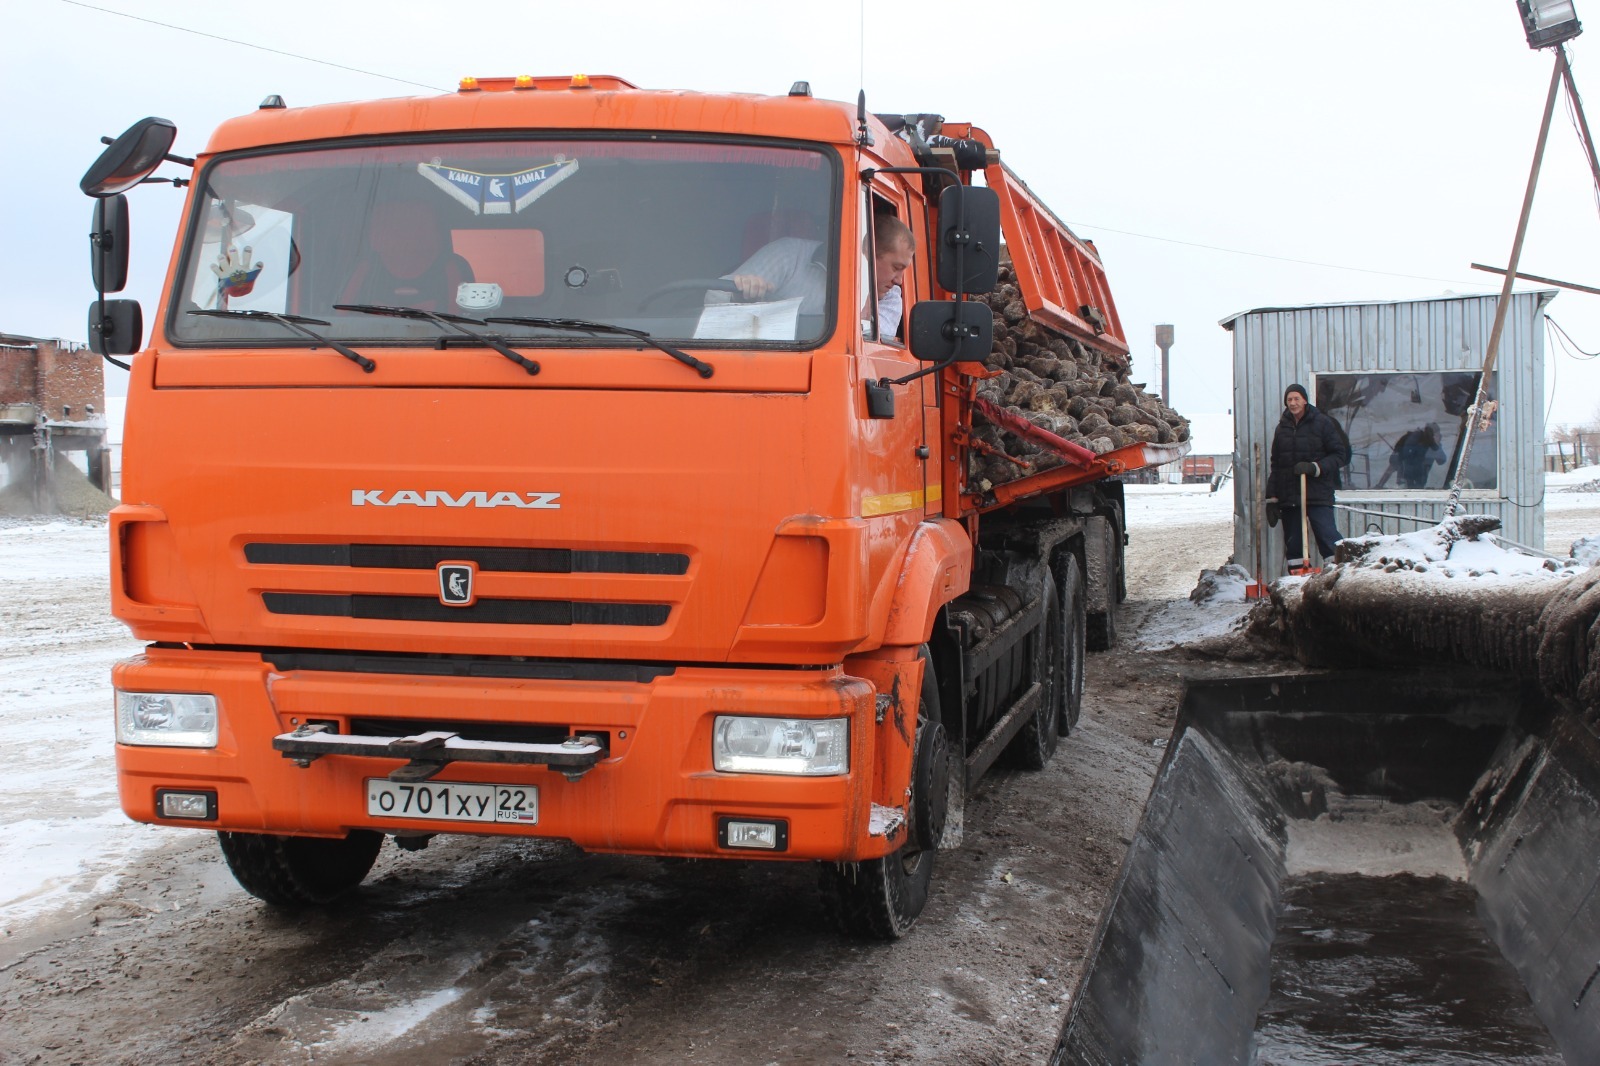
left=1284, top=383, right=1309, bottom=403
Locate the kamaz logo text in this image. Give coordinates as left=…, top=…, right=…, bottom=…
left=352, top=489, right=562, bottom=509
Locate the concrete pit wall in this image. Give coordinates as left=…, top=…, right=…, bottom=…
left=1053, top=671, right=1600, bottom=1064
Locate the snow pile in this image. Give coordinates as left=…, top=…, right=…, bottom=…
left=1549, top=463, right=1600, bottom=494
left=1132, top=597, right=1252, bottom=652
left=1573, top=535, right=1600, bottom=568
left=1132, top=563, right=1254, bottom=651
left=1336, top=514, right=1578, bottom=581
left=1190, top=563, right=1252, bottom=604
left=1252, top=511, right=1600, bottom=719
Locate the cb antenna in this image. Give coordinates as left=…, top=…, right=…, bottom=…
left=856, top=90, right=874, bottom=147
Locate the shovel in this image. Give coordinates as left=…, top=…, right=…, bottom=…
left=1289, top=471, right=1319, bottom=576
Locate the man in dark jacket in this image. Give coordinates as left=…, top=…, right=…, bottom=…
left=1265, top=383, right=1346, bottom=564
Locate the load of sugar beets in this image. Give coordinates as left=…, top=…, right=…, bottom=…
left=969, top=263, right=1189, bottom=493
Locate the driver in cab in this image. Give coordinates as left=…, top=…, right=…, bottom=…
left=710, top=216, right=915, bottom=337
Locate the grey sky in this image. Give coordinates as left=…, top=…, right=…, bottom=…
left=5, top=0, right=1599, bottom=430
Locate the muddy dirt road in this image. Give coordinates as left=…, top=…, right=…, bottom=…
left=0, top=494, right=1296, bottom=1064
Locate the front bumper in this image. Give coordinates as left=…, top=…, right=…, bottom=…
left=112, top=646, right=896, bottom=861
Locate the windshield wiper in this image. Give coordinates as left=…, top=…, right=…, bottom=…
left=486, top=316, right=714, bottom=379
left=333, top=304, right=540, bottom=376
left=188, top=309, right=376, bottom=372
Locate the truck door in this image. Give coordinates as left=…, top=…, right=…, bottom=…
left=857, top=178, right=938, bottom=516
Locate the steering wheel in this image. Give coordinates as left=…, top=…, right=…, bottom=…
left=639, top=278, right=741, bottom=310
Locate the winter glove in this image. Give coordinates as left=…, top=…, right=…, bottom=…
left=1294, top=461, right=1320, bottom=477
left=1265, top=500, right=1280, bottom=527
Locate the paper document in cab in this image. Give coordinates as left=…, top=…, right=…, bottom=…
left=693, top=296, right=803, bottom=341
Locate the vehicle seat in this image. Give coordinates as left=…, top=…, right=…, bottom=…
left=341, top=201, right=473, bottom=312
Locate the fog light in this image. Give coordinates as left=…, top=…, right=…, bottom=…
left=712, top=716, right=848, bottom=775
left=116, top=691, right=218, bottom=747
left=718, top=817, right=788, bottom=851
left=156, top=789, right=217, bottom=820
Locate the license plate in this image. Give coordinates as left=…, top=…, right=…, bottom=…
left=365, top=779, right=539, bottom=824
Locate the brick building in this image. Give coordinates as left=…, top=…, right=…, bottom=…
left=1, top=332, right=104, bottom=421
left=1, top=332, right=110, bottom=506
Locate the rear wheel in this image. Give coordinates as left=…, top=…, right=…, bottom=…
left=1055, top=554, right=1087, bottom=736
left=1003, top=573, right=1062, bottom=770
left=1086, top=509, right=1124, bottom=651
left=218, top=829, right=384, bottom=907
left=822, top=650, right=944, bottom=940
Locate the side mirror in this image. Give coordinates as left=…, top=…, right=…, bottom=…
left=87, top=299, right=144, bottom=356
left=935, top=185, right=1001, bottom=295
left=91, top=195, right=130, bottom=293
left=80, top=117, right=178, bottom=198
left=909, top=299, right=993, bottom=363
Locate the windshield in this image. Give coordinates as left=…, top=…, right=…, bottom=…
left=169, top=138, right=839, bottom=349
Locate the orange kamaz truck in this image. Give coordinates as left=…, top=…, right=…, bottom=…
left=81, top=76, right=1183, bottom=938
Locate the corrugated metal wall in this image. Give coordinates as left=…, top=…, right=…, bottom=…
left=1225, top=291, right=1552, bottom=581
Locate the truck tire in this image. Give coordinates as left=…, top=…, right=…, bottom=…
left=1086, top=509, right=1124, bottom=651
left=218, top=829, right=384, bottom=907
left=821, top=650, right=942, bottom=940
left=1002, top=574, right=1061, bottom=770
left=1055, top=554, right=1087, bottom=736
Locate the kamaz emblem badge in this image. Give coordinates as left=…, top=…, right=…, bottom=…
left=438, top=562, right=477, bottom=607
left=417, top=158, right=579, bottom=215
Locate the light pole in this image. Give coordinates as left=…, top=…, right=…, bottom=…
left=1446, top=1, right=1583, bottom=515
left=1154, top=324, right=1174, bottom=406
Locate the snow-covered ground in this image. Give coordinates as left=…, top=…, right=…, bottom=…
left=0, top=476, right=1595, bottom=936
left=0, top=519, right=152, bottom=930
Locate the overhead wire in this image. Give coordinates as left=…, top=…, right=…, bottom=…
left=1548, top=315, right=1600, bottom=359
left=54, top=0, right=446, bottom=92
left=1560, top=48, right=1600, bottom=220
left=1063, top=221, right=1493, bottom=288
left=1541, top=315, right=1598, bottom=497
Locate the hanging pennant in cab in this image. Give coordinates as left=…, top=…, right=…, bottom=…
left=417, top=158, right=579, bottom=215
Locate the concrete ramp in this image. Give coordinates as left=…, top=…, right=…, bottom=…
left=1055, top=671, right=1599, bottom=1064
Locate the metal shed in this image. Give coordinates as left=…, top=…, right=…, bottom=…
left=1222, top=290, right=1554, bottom=582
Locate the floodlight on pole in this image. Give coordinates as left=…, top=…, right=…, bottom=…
left=1517, top=0, right=1582, bottom=49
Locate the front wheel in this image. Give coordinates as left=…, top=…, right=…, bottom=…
left=218, top=829, right=384, bottom=907
left=821, top=649, right=943, bottom=940
left=820, top=846, right=934, bottom=941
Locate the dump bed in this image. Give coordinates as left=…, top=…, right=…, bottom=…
left=926, top=130, right=1190, bottom=515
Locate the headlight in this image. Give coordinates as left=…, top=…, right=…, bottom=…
left=712, top=715, right=848, bottom=775
left=115, top=691, right=218, bottom=747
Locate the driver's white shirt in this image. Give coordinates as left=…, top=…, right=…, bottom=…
left=878, top=284, right=903, bottom=339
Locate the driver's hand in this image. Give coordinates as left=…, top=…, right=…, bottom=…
left=730, top=274, right=775, bottom=300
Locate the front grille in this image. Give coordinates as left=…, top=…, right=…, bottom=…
left=262, top=592, right=669, bottom=626
left=245, top=542, right=689, bottom=575
left=262, top=649, right=676, bottom=682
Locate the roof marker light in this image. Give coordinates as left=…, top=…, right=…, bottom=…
left=514, top=74, right=536, bottom=90
left=459, top=76, right=481, bottom=92
left=570, top=73, right=592, bottom=89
